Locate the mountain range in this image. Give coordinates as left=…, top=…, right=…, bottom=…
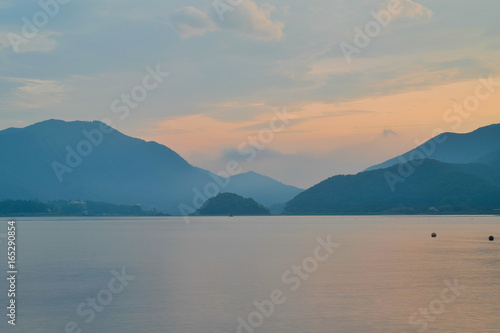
left=285, top=124, right=500, bottom=214
left=3, top=119, right=500, bottom=216
left=0, top=119, right=302, bottom=214
left=366, top=124, right=500, bottom=171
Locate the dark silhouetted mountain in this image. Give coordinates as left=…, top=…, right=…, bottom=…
left=450, top=148, right=500, bottom=187
left=366, top=123, right=500, bottom=171
left=285, top=159, right=500, bottom=215
left=286, top=123, right=500, bottom=215
left=0, top=120, right=299, bottom=214
left=453, top=162, right=500, bottom=188
left=194, top=192, right=270, bottom=216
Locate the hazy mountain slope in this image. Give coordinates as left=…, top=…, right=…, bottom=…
left=474, top=148, right=500, bottom=167
left=0, top=120, right=299, bottom=213
left=366, top=124, right=500, bottom=171
left=451, top=149, right=500, bottom=187
left=225, top=171, right=303, bottom=208
left=453, top=163, right=500, bottom=187
left=0, top=119, right=212, bottom=213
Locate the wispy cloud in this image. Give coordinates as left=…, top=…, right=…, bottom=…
left=169, top=1, right=284, bottom=41
left=0, top=31, right=59, bottom=53
left=394, top=0, right=433, bottom=21
left=378, top=0, right=433, bottom=26
left=236, top=109, right=372, bottom=131
left=6, top=77, right=66, bottom=109
left=169, top=6, right=217, bottom=39
left=382, top=129, right=399, bottom=137
left=211, top=1, right=284, bottom=41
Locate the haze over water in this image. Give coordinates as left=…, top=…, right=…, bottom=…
left=1, top=216, right=499, bottom=332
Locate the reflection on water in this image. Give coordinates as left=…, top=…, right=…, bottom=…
left=1, top=216, right=499, bottom=332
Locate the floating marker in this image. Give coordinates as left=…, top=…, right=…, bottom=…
left=489, top=235, right=494, bottom=241
left=431, top=232, right=437, bottom=238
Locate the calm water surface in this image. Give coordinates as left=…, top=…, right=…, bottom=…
left=1, top=216, right=499, bottom=332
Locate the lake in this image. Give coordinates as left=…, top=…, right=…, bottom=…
left=1, top=216, right=499, bottom=332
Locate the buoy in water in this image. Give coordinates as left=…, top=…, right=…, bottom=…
left=431, top=232, right=437, bottom=238
left=489, top=235, right=494, bottom=241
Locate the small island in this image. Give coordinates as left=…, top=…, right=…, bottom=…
left=193, top=193, right=271, bottom=216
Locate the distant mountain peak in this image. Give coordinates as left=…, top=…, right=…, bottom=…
left=27, top=119, right=106, bottom=128
left=0, top=119, right=301, bottom=214
left=366, top=122, right=500, bottom=171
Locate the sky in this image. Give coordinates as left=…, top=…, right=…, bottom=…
left=1, top=0, right=500, bottom=188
